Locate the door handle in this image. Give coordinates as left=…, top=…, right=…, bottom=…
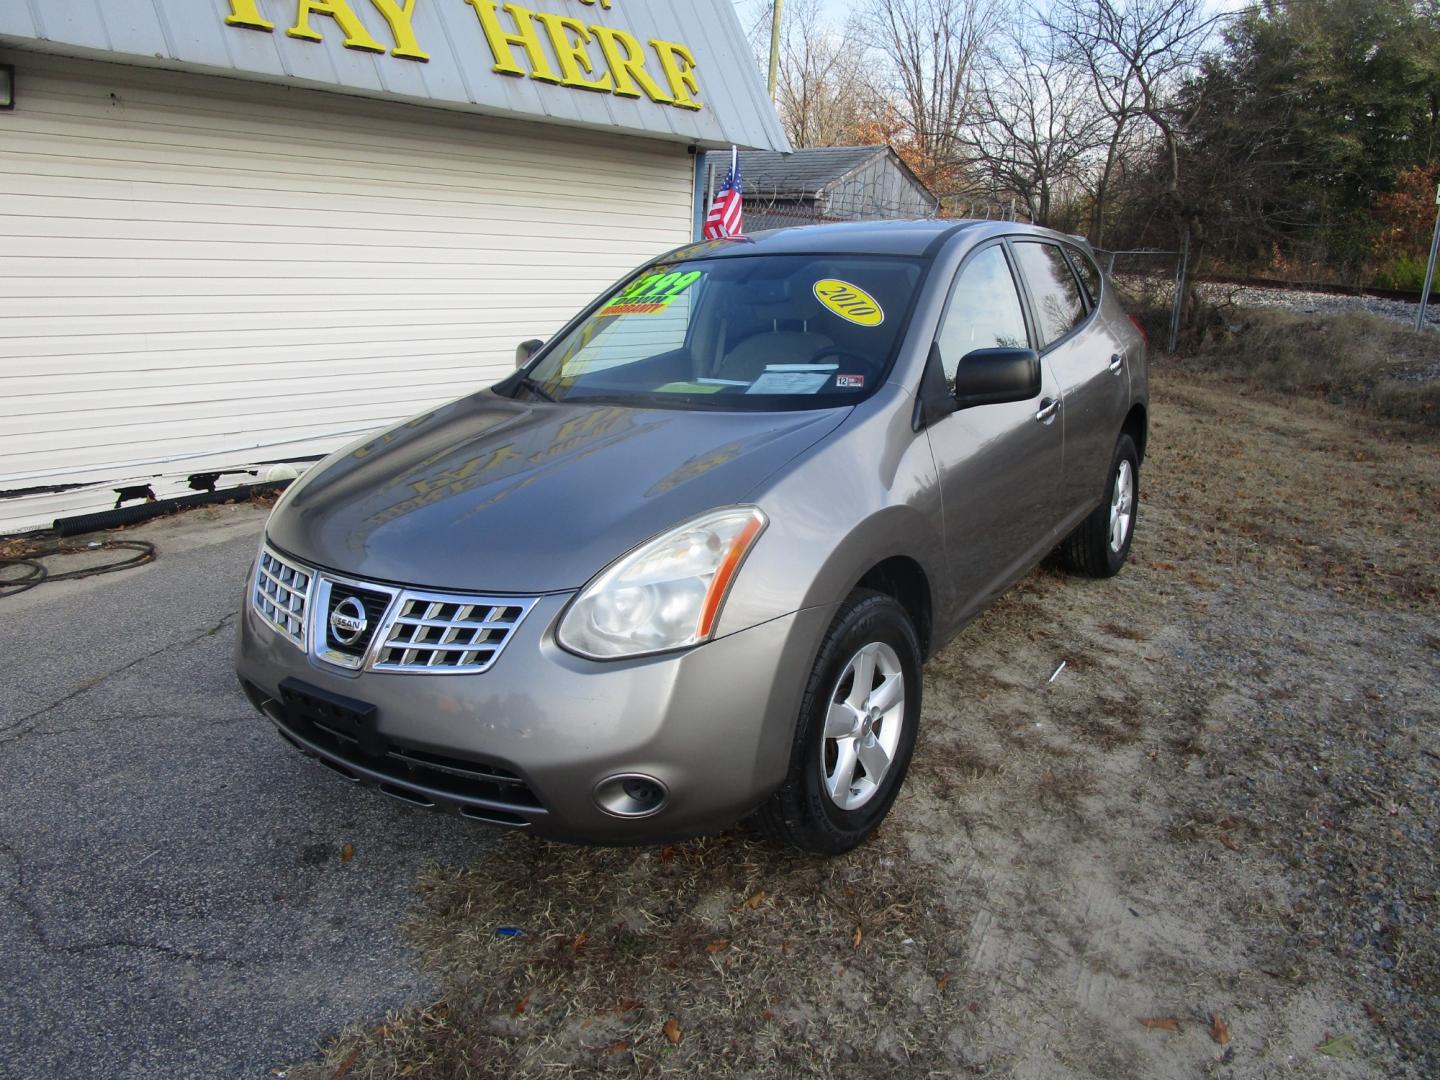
left=1109, top=353, right=1124, bottom=373
left=1034, top=398, right=1060, bottom=423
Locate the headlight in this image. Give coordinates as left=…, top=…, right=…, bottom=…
left=558, top=507, right=768, bottom=660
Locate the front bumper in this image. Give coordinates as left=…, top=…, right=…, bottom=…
left=236, top=586, right=835, bottom=844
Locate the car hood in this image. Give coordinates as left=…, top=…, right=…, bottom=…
left=266, top=391, right=848, bottom=594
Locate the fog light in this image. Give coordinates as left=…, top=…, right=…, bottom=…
left=594, top=773, right=669, bottom=818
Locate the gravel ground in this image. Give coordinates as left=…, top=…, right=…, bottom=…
left=1198, top=282, right=1440, bottom=335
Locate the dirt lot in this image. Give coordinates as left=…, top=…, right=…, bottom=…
left=291, top=364, right=1439, bottom=1080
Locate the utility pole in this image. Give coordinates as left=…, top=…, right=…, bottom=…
left=1416, top=181, right=1440, bottom=332
left=768, top=0, right=783, bottom=100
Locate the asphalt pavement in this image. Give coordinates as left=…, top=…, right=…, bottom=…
left=0, top=505, right=496, bottom=1078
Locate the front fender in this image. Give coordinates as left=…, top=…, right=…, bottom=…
left=716, top=387, right=945, bottom=639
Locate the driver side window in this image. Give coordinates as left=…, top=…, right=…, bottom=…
left=936, top=246, right=1030, bottom=385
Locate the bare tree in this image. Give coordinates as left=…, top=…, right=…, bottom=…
left=863, top=0, right=1000, bottom=203
left=1044, top=0, right=1224, bottom=242
left=963, top=27, right=1105, bottom=226
left=772, top=0, right=873, bottom=148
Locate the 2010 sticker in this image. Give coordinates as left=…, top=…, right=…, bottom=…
left=814, top=279, right=885, bottom=326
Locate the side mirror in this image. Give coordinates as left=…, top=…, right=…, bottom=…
left=515, top=339, right=544, bottom=369
left=952, top=347, right=1041, bottom=408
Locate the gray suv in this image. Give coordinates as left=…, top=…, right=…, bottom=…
left=236, top=220, right=1147, bottom=853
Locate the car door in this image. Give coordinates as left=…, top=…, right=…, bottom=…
left=1010, top=239, right=1129, bottom=523
left=924, top=241, right=1064, bottom=624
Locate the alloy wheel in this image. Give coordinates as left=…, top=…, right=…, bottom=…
left=820, top=641, right=905, bottom=811
left=1109, top=459, right=1135, bottom=553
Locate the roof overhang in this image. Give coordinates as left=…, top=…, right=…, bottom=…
left=0, top=0, right=790, bottom=151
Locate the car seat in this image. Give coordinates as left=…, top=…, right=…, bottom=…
left=713, top=278, right=835, bottom=383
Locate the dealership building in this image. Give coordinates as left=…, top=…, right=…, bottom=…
left=0, top=0, right=787, bottom=532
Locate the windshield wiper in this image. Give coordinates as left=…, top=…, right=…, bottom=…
left=516, top=376, right=557, bottom=403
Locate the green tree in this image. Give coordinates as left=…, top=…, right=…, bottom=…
left=1168, top=0, right=1440, bottom=274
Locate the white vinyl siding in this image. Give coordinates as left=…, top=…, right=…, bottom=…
left=0, top=54, right=696, bottom=532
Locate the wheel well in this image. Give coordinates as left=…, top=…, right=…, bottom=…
left=1123, top=403, right=1148, bottom=463
left=856, top=557, right=933, bottom=659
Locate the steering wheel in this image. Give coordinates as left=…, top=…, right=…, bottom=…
left=810, top=346, right=871, bottom=370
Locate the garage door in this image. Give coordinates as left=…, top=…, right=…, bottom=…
left=0, top=53, right=696, bottom=533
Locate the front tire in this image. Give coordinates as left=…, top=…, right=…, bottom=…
left=754, top=590, right=921, bottom=854
left=1060, top=433, right=1139, bottom=578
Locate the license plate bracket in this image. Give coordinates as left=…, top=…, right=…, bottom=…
left=279, top=677, right=381, bottom=756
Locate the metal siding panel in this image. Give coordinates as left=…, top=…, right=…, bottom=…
left=701, top=0, right=790, bottom=152
left=638, top=0, right=726, bottom=146
left=0, top=4, right=40, bottom=36
left=24, top=0, right=112, bottom=50
left=155, top=0, right=236, bottom=68
left=0, top=53, right=694, bottom=531
left=93, top=0, right=168, bottom=55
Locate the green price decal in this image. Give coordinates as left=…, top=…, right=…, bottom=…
left=601, top=270, right=703, bottom=316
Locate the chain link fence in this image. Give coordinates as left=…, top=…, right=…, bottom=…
left=1096, top=247, right=1188, bottom=352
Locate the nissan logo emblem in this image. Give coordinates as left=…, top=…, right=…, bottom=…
left=329, top=597, right=368, bottom=646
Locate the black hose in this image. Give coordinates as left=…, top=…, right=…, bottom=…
left=0, top=540, right=157, bottom=598
left=51, top=480, right=289, bottom=538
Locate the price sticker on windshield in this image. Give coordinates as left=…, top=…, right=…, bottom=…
left=814, top=279, right=885, bottom=326
left=601, top=270, right=703, bottom=316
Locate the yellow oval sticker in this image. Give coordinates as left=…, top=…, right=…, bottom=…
left=814, top=279, right=885, bottom=327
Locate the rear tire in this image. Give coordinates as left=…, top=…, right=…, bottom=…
left=754, top=590, right=921, bottom=854
left=1061, top=433, right=1139, bottom=578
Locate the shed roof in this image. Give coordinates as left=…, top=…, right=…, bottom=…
left=738, top=146, right=900, bottom=198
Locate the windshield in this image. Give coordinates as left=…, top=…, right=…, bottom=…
left=503, top=254, right=925, bottom=410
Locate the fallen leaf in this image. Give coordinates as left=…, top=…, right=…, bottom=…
left=741, top=890, right=766, bottom=910
left=371, top=1024, right=390, bottom=1040
left=1209, top=1013, right=1230, bottom=1045
left=660, top=846, right=676, bottom=862
left=781, top=942, right=790, bottom=956
left=512, top=995, right=529, bottom=1018
left=573, top=931, right=590, bottom=952
left=616, top=998, right=642, bottom=1014
left=761, top=1009, right=776, bottom=1021
left=1363, top=1002, right=1385, bottom=1026
left=330, top=1049, right=360, bottom=1079
left=937, top=973, right=952, bottom=993
left=604, top=1041, right=630, bottom=1055
left=663, top=1018, right=681, bottom=1046
left=1138, top=1017, right=1181, bottom=1033
left=705, top=940, right=729, bottom=954
left=339, top=843, right=355, bottom=864
left=1316, top=1034, right=1354, bottom=1057
left=1217, top=833, right=1241, bottom=852
left=852, top=926, right=864, bottom=949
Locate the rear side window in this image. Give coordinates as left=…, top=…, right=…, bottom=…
left=1066, top=244, right=1104, bottom=308
left=936, top=246, right=1030, bottom=384
left=1013, top=241, right=1087, bottom=347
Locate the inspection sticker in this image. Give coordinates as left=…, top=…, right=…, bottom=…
left=600, top=270, right=703, bottom=316
left=814, top=279, right=885, bottom=326
left=836, top=373, right=865, bottom=388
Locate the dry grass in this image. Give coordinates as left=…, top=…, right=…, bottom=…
left=290, top=832, right=973, bottom=1079
left=1182, top=307, right=1440, bottom=427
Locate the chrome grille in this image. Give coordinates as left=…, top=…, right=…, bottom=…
left=372, top=593, right=535, bottom=674
left=253, top=547, right=312, bottom=648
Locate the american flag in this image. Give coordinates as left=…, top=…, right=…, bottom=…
left=703, top=148, right=744, bottom=240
